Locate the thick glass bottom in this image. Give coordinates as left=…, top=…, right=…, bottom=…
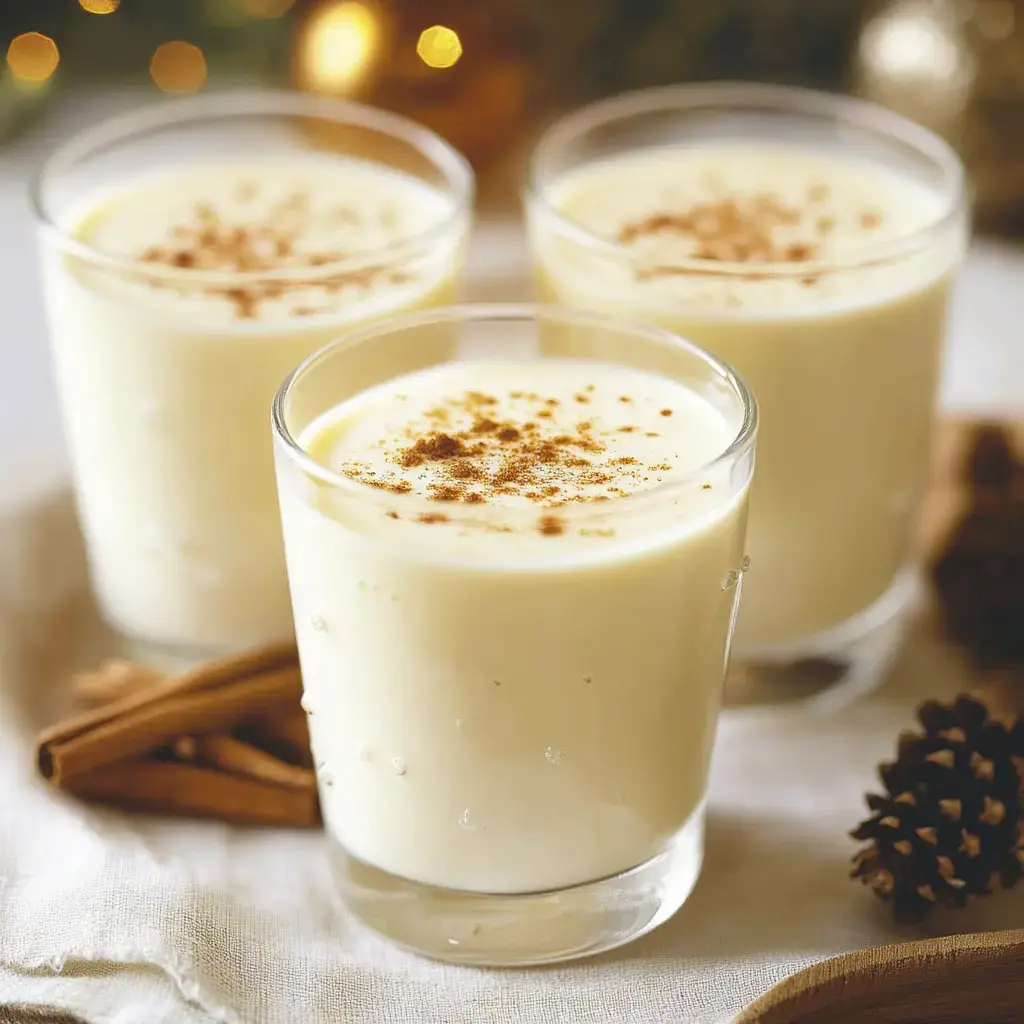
left=723, top=568, right=921, bottom=714
left=99, top=600, right=297, bottom=674
left=330, top=804, right=706, bottom=966
left=106, top=624, right=249, bottom=675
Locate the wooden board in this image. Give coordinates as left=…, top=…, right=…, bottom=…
left=733, top=929, right=1024, bottom=1024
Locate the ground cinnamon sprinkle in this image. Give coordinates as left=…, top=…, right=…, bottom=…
left=616, top=189, right=886, bottom=286
left=335, top=385, right=685, bottom=527
left=132, top=191, right=409, bottom=320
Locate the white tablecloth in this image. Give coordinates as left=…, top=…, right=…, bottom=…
left=4, top=478, right=1024, bottom=1024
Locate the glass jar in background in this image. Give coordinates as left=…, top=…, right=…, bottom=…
left=32, top=90, right=473, bottom=665
left=526, top=81, right=968, bottom=709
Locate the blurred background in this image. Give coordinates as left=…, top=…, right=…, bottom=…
left=2, top=0, right=1024, bottom=229
left=0, top=0, right=1022, bottom=495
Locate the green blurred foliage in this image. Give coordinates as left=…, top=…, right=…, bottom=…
left=534, top=0, right=868, bottom=102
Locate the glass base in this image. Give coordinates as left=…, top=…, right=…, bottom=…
left=104, top=624, right=246, bottom=675
left=97, top=605, right=296, bottom=674
left=330, top=804, right=706, bottom=966
left=723, top=569, right=921, bottom=714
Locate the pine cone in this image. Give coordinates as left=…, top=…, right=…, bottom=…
left=965, top=425, right=1018, bottom=491
left=932, top=427, right=1024, bottom=670
left=851, top=695, right=1024, bottom=922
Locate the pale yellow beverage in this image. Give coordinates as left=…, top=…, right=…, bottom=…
left=282, top=358, right=748, bottom=892
left=35, top=95, right=471, bottom=656
left=271, top=306, right=756, bottom=964
left=527, top=88, right=966, bottom=674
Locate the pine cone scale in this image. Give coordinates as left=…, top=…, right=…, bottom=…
left=851, top=695, right=1024, bottom=922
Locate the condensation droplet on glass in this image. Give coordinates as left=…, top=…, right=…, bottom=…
left=740, top=555, right=752, bottom=572
left=310, top=614, right=328, bottom=632
left=357, top=745, right=372, bottom=763
left=545, top=746, right=563, bottom=764
left=454, top=718, right=463, bottom=731
left=388, top=593, right=400, bottom=603
left=459, top=808, right=483, bottom=831
left=391, top=756, right=407, bottom=776
left=357, top=580, right=368, bottom=592
left=721, top=569, right=739, bottom=592
left=583, top=675, right=593, bottom=685
left=315, top=761, right=334, bottom=786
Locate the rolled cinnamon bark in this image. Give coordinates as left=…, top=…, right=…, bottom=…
left=36, top=642, right=300, bottom=784
left=241, top=709, right=314, bottom=768
left=64, top=759, right=320, bottom=828
left=191, top=733, right=316, bottom=791
left=72, top=659, right=164, bottom=705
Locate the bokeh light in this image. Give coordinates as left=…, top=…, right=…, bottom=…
left=859, top=2, right=963, bottom=81
left=416, top=25, right=462, bottom=69
left=6, top=32, right=60, bottom=86
left=150, top=41, right=208, bottom=94
left=240, top=0, right=297, bottom=18
left=79, top=0, right=121, bottom=13
left=301, top=2, right=380, bottom=92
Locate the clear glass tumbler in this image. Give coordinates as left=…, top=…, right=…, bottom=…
left=32, top=90, right=473, bottom=666
left=272, top=303, right=756, bottom=965
left=526, top=82, right=968, bottom=710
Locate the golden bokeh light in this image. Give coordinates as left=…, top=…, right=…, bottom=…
left=301, top=1, right=380, bottom=92
left=150, top=41, right=208, bottom=94
left=79, top=0, right=121, bottom=13
left=416, top=25, right=462, bottom=69
left=240, top=0, right=297, bottom=17
left=6, top=32, right=60, bottom=85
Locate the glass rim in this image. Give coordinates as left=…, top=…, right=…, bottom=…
left=524, top=80, right=967, bottom=279
left=29, top=88, right=475, bottom=286
left=271, top=302, right=758, bottom=519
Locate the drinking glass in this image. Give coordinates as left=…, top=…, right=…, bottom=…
left=526, top=82, right=967, bottom=709
left=32, top=91, right=473, bottom=665
left=272, top=303, right=756, bottom=964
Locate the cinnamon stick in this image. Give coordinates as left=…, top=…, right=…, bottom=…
left=241, top=708, right=314, bottom=768
left=37, top=645, right=300, bottom=784
left=64, top=759, right=320, bottom=828
left=73, top=659, right=164, bottom=705
left=187, top=733, right=316, bottom=791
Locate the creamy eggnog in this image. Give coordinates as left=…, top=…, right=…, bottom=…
left=529, top=143, right=963, bottom=653
left=40, top=156, right=466, bottom=653
left=277, top=358, right=751, bottom=894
